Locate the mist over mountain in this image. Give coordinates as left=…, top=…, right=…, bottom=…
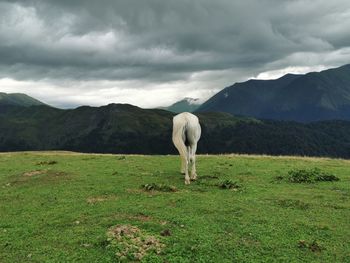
left=161, top=97, right=201, bottom=113
left=197, top=64, right=350, bottom=122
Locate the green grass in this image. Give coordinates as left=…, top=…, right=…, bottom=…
left=0, top=152, right=349, bottom=262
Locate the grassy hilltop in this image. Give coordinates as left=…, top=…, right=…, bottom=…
left=0, top=152, right=349, bottom=262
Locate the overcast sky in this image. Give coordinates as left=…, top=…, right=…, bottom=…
left=1, top=0, right=350, bottom=108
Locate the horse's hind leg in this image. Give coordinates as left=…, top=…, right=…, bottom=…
left=189, top=144, right=198, bottom=181
left=173, top=137, right=190, bottom=184
left=181, top=154, right=190, bottom=184
left=181, top=156, right=186, bottom=174
left=182, top=151, right=190, bottom=184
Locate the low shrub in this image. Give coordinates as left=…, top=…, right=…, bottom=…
left=141, top=183, right=177, bottom=192
left=287, top=168, right=339, bottom=183
left=218, top=180, right=241, bottom=190
left=36, top=160, right=57, bottom=165
left=298, top=240, right=323, bottom=252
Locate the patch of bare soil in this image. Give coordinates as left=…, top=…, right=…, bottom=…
left=125, top=188, right=161, bottom=196
left=129, top=214, right=152, bottom=222
left=23, top=170, right=48, bottom=177
left=114, top=213, right=155, bottom=222
left=111, top=213, right=168, bottom=226
left=15, top=170, right=69, bottom=186
left=86, top=195, right=118, bottom=204
left=107, top=224, right=164, bottom=261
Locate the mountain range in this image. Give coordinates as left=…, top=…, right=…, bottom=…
left=1, top=103, right=350, bottom=157
left=197, top=64, right=350, bottom=122
left=3, top=64, right=350, bottom=123
left=1, top=64, right=350, bottom=156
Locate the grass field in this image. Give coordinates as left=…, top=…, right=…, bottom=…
left=0, top=152, right=349, bottom=262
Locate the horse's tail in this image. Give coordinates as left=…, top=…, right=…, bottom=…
left=184, top=123, right=191, bottom=147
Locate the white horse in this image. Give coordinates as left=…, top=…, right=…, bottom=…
left=172, top=112, right=201, bottom=185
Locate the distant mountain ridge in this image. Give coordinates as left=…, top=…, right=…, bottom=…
left=0, top=92, right=46, bottom=107
left=161, top=97, right=201, bottom=113
left=197, top=64, right=350, bottom=122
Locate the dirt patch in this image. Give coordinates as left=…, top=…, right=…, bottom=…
left=86, top=195, right=118, bottom=204
left=23, top=170, right=67, bottom=178
left=13, top=170, right=70, bottom=185
left=111, top=213, right=157, bottom=223
left=126, top=188, right=144, bottom=194
left=23, top=170, right=48, bottom=177
left=107, top=224, right=164, bottom=261
left=131, top=214, right=152, bottom=222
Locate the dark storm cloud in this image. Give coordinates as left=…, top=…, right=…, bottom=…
left=1, top=0, right=349, bottom=82
left=1, top=0, right=350, bottom=109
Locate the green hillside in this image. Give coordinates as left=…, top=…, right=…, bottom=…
left=0, top=152, right=349, bottom=262
left=1, top=104, right=350, bottom=157
left=197, top=64, right=350, bottom=122
left=0, top=92, right=46, bottom=107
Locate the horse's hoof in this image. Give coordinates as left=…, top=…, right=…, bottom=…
left=190, top=174, right=197, bottom=181
left=185, top=180, right=190, bottom=185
